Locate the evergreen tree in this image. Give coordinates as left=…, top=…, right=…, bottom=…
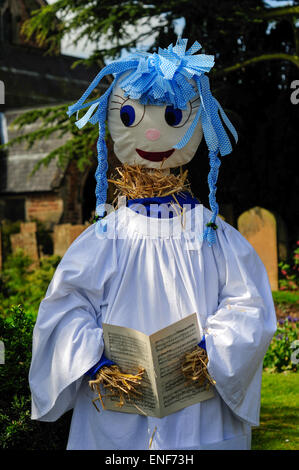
left=3, top=0, right=299, bottom=243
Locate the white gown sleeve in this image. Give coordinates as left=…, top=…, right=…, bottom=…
left=205, top=218, right=277, bottom=426
left=29, top=224, right=117, bottom=422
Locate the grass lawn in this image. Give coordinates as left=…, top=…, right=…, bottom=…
left=251, top=371, right=299, bottom=450
left=272, top=290, right=299, bottom=306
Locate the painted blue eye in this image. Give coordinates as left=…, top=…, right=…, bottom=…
left=120, top=105, right=135, bottom=127
left=165, top=105, right=183, bottom=127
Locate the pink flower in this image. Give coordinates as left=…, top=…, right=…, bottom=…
left=281, top=269, right=287, bottom=276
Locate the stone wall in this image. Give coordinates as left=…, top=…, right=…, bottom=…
left=10, top=221, right=39, bottom=268
left=3, top=221, right=87, bottom=263
left=26, top=193, right=64, bottom=227
left=0, top=207, right=289, bottom=295
left=53, top=223, right=87, bottom=257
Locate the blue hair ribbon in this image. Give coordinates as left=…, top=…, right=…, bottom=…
left=67, top=38, right=238, bottom=245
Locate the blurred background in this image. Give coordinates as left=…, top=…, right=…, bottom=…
left=0, top=2, right=299, bottom=314
left=0, top=2, right=298, bottom=236
left=0, top=1, right=298, bottom=277
left=0, top=0, right=298, bottom=451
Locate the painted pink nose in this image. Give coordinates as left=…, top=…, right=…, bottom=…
left=145, top=128, right=161, bottom=141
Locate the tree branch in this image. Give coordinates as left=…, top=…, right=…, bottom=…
left=254, top=5, right=299, bottom=19
left=291, top=15, right=299, bottom=57
left=215, top=53, right=299, bottom=76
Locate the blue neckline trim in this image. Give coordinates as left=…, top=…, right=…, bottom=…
left=127, top=191, right=199, bottom=218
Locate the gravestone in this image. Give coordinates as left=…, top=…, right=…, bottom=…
left=69, top=225, right=87, bottom=245
left=53, top=224, right=71, bottom=257
left=20, top=222, right=37, bottom=234
left=53, top=224, right=86, bottom=257
left=237, top=207, right=278, bottom=291
left=10, top=222, right=39, bottom=268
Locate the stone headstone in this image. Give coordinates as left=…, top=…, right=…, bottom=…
left=53, top=224, right=71, bottom=257
left=53, top=224, right=86, bottom=257
left=20, top=222, right=37, bottom=234
left=69, top=225, right=86, bottom=245
left=237, top=207, right=278, bottom=291
left=10, top=225, right=39, bottom=268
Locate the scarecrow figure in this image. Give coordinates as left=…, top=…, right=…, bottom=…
left=29, top=38, right=277, bottom=450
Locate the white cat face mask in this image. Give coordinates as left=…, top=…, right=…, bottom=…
left=107, top=83, right=203, bottom=169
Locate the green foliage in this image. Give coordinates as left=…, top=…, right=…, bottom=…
left=0, top=305, right=297, bottom=450
left=34, top=219, right=54, bottom=256
left=272, top=290, right=299, bottom=305
left=0, top=104, right=99, bottom=174
left=21, top=0, right=181, bottom=62
left=0, top=251, right=61, bottom=319
left=263, top=319, right=299, bottom=373
left=20, top=0, right=299, bottom=66
left=3, top=0, right=298, bottom=247
left=0, top=220, right=21, bottom=260
left=278, top=241, right=299, bottom=291
left=0, top=305, right=70, bottom=449
left=9, top=0, right=299, bottom=165
left=0, top=268, right=297, bottom=448
left=1, top=219, right=54, bottom=262
left=252, top=370, right=299, bottom=450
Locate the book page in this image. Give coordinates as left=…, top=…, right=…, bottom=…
left=102, top=323, right=160, bottom=416
left=102, top=314, right=215, bottom=418
left=150, top=313, right=215, bottom=418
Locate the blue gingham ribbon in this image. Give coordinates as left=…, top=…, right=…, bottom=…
left=67, top=38, right=238, bottom=244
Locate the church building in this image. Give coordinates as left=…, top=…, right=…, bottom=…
left=0, top=0, right=107, bottom=228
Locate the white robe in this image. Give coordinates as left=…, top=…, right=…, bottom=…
left=29, top=204, right=277, bottom=450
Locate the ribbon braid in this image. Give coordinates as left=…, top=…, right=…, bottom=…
left=67, top=38, right=238, bottom=245
left=204, top=150, right=221, bottom=246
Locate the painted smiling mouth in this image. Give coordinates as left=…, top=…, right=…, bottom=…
left=136, top=148, right=175, bottom=162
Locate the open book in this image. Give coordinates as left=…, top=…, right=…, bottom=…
left=102, top=313, right=215, bottom=418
